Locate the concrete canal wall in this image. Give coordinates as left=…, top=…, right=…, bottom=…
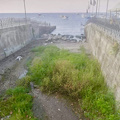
left=0, top=20, right=56, bottom=61
left=85, top=23, right=120, bottom=101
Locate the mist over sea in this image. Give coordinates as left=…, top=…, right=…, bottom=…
left=0, top=13, right=88, bottom=36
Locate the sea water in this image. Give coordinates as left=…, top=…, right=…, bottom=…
left=0, top=13, right=88, bottom=36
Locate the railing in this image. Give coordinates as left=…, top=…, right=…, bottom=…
left=0, top=18, right=31, bottom=29
left=0, top=18, right=51, bottom=29
left=88, top=17, right=120, bottom=31
left=87, top=17, right=120, bottom=43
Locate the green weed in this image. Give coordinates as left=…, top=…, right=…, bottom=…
left=0, top=87, right=37, bottom=120
left=26, top=45, right=120, bottom=119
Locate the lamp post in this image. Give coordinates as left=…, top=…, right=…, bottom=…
left=116, top=9, right=118, bottom=18
left=106, top=0, right=109, bottom=18
left=23, top=0, right=27, bottom=24
left=96, top=0, right=99, bottom=17
left=98, top=0, right=101, bottom=17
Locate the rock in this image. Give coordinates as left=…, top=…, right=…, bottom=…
left=62, top=36, right=67, bottom=41
left=53, top=36, right=58, bottom=40
left=44, top=43, right=47, bottom=46
left=65, top=35, right=71, bottom=38
left=19, top=70, right=28, bottom=79
left=43, top=34, right=49, bottom=37
left=45, top=40, right=49, bottom=42
left=48, top=37, right=52, bottom=41
left=1, top=69, right=5, bottom=74
left=1, top=115, right=11, bottom=120
left=7, top=115, right=11, bottom=118
left=75, top=38, right=82, bottom=42
left=57, top=35, right=62, bottom=39
left=82, top=36, right=86, bottom=39
left=34, top=85, right=39, bottom=88
left=30, top=82, right=34, bottom=89
left=75, top=35, right=81, bottom=39
left=69, top=35, right=74, bottom=38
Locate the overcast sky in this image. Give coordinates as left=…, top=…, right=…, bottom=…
left=0, top=0, right=119, bottom=13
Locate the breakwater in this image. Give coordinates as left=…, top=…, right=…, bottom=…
left=85, top=19, right=120, bottom=101
left=0, top=18, right=56, bottom=60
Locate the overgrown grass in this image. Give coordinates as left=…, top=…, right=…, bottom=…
left=25, top=45, right=120, bottom=119
left=0, top=85, right=36, bottom=120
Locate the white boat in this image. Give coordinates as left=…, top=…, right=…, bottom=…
left=62, top=16, right=68, bottom=20
left=81, top=14, right=85, bottom=18
left=38, top=13, right=42, bottom=16
left=61, top=15, right=69, bottom=20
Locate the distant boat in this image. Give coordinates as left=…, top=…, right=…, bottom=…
left=38, top=13, right=42, bottom=16
left=61, top=15, right=69, bottom=20
left=81, top=14, right=86, bottom=18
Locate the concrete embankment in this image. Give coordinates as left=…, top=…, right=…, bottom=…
left=39, top=26, right=56, bottom=36
left=85, top=23, right=120, bottom=101
left=0, top=23, right=56, bottom=61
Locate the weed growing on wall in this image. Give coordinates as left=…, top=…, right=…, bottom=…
left=112, top=42, right=119, bottom=55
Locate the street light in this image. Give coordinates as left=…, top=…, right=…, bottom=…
left=98, top=0, right=101, bottom=16
left=106, top=0, right=109, bottom=18
left=23, top=0, right=27, bottom=23
left=96, top=0, right=99, bottom=16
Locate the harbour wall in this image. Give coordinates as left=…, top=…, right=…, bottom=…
left=85, top=23, right=120, bottom=101
left=0, top=20, right=56, bottom=61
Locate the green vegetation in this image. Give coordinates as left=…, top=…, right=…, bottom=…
left=0, top=85, right=36, bottom=120
left=27, top=45, right=120, bottom=120
left=0, top=45, right=119, bottom=120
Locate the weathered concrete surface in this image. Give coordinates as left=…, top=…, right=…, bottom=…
left=39, top=26, right=56, bottom=36
left=32, top=89, right=79, bottom=120
left=0, top=23, right=56, bottom=61
left=0, top=24, right=32, bottom=60
left=85, top=23, right=120, bottom=101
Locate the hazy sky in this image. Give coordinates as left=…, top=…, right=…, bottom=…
left=0, top=0, right=119, bottom=13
